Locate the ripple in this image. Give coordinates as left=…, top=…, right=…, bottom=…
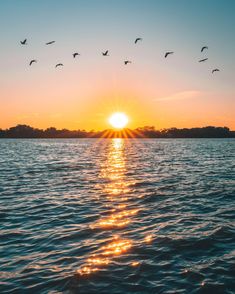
left=0, top=138, right=234, bottom=294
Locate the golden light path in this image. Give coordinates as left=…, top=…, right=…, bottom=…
left=77, top=139, right=153, bottom=276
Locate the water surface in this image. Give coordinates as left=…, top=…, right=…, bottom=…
left=0, top=139, right=234, bottom=293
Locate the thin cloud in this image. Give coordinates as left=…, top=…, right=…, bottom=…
left=154, top=90, right=201, bottom=102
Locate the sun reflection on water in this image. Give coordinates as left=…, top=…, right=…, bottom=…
left=91, top=209, right=139, bottom=229
left=144, top=234, right=153, bottom=243
left=77, top=236, right=133, bottom=276
left=77, top=139, right=139, bottom=276
left=97, top=139, right=135, bottom=196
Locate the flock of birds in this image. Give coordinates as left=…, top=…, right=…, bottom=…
left=20, top=37, right=220, bottom=73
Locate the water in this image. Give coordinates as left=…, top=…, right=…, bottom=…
left=0, top=138, right=234, bottom=294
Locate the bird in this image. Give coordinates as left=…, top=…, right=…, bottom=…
left=20, top=39, right=27, bottom=45
left=212, top=68, right=220, bottom=74
left=102, top=50, right=109, bottom=56
left=73, top=52, right=80, bottom=58
left=199, top=58, right=208, bottom=62
left=201, top=46, right=208, bottom=52
left=29, top=60, right=37, bottom=66
left=55, top=63, right=63, bottom=68
left=46, top=41, right=55, bottom=45
left=135, top=38, right=142, bottom=44
left=165, top=51, right=174, bottom=58
left=124, top=60, right=131, bottom=65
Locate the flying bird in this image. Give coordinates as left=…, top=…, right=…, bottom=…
left=212, top=68, right=220, bottom=74
left=73, top=53, right=80, bottom=58
left=29, top=60, right=37, bottom=66
left=20, top=39, right=27, bottom=45
left=46, top=41, right=55, bottom=45
left=201, top=46, right=208, bottom=52
left=102, top=50, right=109, bottom=56
left=165, top=51, right=174, bottom=58
left=55, top=63, right=63, bottom=68
left=124, top=60, right=131, bottom=65
left=199, top=58, right=208, bottom=62
left=135, top=38, right=142, bottom=44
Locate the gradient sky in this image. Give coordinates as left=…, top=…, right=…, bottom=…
left=0, top=0, right=235, bottom=130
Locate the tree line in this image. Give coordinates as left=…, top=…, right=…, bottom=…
left=0, top=125, right=234, bottom=138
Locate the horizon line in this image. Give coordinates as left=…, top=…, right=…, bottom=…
left=0, top=124, right=234, bottom=139
left=1, top=124, right=234, bottom=132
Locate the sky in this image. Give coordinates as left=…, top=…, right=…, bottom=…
left=0, top=0, right=235, bottom=130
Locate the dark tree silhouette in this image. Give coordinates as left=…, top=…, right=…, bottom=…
left=0, top=125, right=233, bottom=138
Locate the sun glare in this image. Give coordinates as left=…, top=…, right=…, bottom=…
left=109, top=112, right=129, bottom=129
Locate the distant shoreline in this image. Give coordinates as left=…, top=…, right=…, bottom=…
left=0, top=125, right=234, bottom=139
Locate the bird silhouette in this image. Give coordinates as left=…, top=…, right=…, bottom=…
left=29, top=60, right=37, bottom=66
left=73, top=53, right=80, bottom=58
left=20, top=39, right=27, bottom=45
left=212, top=68, right=220, bottom=74
left=165, top=52, right=174, bottom=58
left=102, top=50, right=109, bottom=56
left=124, top=60, right=131, bottom=65
left=135, top=38, right=142, bottom=44
left=55, top=63, right=63, bottom=68
left=199, top=58, right=208, bottom=62
left=201, top=46, right=208, bottom=52
left=46, top=41, right=55, bottom=45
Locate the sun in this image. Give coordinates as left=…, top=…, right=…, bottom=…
left=108, top=112, right=129, bottom=129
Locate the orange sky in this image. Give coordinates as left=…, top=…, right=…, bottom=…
left=2, top=86, right=234, bottom=130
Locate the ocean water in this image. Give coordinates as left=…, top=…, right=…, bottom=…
left=0, top=138, right=234, bottom=294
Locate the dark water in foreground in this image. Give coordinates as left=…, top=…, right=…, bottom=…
left=0, top=139, right=234, bottom=294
